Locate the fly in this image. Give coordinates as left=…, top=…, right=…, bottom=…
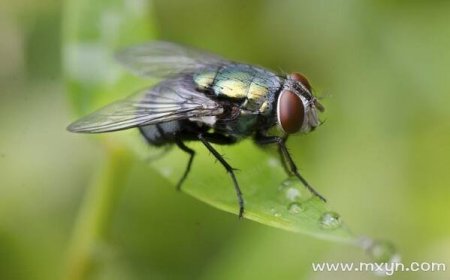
left=68, top=41, right=327, bottom=218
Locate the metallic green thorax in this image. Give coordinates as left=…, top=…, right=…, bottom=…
left=193, top=64, right=282, bottom=115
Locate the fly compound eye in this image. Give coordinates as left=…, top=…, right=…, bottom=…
left=277, top=90, right=305, bottom=134
left=290, top=72, right=312, bottom=92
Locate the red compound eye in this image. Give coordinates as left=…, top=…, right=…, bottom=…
left=290, top=72, right=312, bottom=92
left=277, top=90, right=305, bottom=134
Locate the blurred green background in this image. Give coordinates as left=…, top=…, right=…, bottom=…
left=1, top=0, right=449, bottom=279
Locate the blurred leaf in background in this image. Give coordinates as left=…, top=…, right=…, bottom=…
left=0, top=0, right=449, bottom=280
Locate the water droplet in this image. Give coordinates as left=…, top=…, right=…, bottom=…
left=280, top=177, right=295, bottom=187
left=285, top=187, right=300, bottom=201
left=358, top=237, right=401, bottom=276
left=278, top=178, right=311, bottom=203
left=319, top=211, right=341, bottom=229
left=270, top=208, right=281, bottom=217
left=288, top=202, right=304, bottom=214
left=267, top=157, right=279, bottom=167
left=359, top=237, right=400, bottom=263
left=160, top=167, right=173, bottom=177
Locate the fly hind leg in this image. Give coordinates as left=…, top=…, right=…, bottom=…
left=175, top=139, right=196, bottom=191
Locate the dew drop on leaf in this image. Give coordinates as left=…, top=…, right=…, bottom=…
left=278, top=177, right=312, bottom=203
left=270, top=207, right=281, bottom=217
left=359, top=237, right=400, bottom=264
left=319, top=211, right=342, bottom=230
left=287, top=202, right=304, bottom=214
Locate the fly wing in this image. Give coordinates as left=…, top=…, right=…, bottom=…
left=67, top=77, right=223, bottom=133
left=116, top=41, right=229, bottom=78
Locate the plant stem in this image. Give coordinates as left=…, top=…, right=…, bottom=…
left=63, top=144, right=132, bottom=280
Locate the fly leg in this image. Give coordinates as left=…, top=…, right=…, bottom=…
left=255, top=134, right=327, bottom=202
left=198, top=133, right=244, bottom=218
left=175, top=139, right=195, bottom=191
left=277, top=135, right=291, bottom=175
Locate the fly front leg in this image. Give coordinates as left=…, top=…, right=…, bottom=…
left=254, top=133, right=327, bottom=202
left=277, top=135, right=290, bottom=176
left=198, top=133, right=244, bottom=218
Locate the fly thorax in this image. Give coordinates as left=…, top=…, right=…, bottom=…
left=194, top=65, right=280, bottom=117
left=193, top=70, right=216, bottom=91
left=241, top=81, right=271, bottom=115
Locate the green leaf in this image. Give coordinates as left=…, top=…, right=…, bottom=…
left=127, top=133, right=357, bottom=243
left=130, top=137, right=399, bottom=266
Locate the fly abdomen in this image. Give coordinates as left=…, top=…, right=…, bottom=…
left=139, top=120, right=210, bottom=146
left=139, top=121, right=182, bottom=146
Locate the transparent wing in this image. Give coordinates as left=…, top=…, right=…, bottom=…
left=67, top=77, right=224, bottom=133
left=116, top=41, right=229, bottom=78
